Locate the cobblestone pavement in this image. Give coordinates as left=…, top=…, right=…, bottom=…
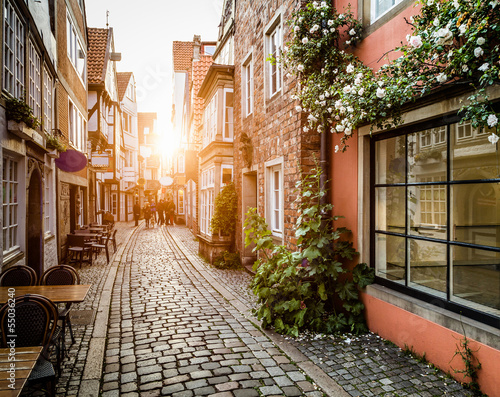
left=45, top=222, right=474, bottom=397
left=168, top=226, right=475, bottom=397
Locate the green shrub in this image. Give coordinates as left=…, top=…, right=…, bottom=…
left=5, top=96, right=41, bottom=129
left=244, top=162, right=374, bottom=337
left=213, top=251, right=242, bottom=270
left=210, top=182, right=237, bottom=237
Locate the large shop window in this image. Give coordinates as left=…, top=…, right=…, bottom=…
left=2, top=157, right=19, bottom=256
left=373, top=117, right=500, bottom=325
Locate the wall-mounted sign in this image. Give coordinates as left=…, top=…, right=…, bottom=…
left=159, top=176, right=173, bottom=186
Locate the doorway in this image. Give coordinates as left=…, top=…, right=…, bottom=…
left=27, top=168, right=43, bottom=278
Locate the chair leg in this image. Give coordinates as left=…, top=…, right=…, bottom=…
left=105, top=245, right=109, bottom=263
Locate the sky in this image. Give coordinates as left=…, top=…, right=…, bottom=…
left=86, top=0, right=222, bottom=138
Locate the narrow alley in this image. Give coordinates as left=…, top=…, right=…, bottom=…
left=51, top=222, right=474, bottom=397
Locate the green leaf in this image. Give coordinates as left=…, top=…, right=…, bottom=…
left=318, top=283, right=327, bottom=300
left=336, top=281, right=358, bottom=301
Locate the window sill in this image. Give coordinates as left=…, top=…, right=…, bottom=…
left=2, top=250, right=24, bottom=267
left=365, top=284, right=500, bottom=350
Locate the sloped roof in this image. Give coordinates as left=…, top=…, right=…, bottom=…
left=88, top=28, right=110, bottom=84
left=173, top=41, right=194, bottom=72
left=192, top=55, right=213, bottom=133
left=117, top=72, right=133, bottom=101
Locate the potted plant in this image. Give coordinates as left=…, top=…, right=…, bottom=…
left=5, top=96, right=41, bottom=140
left=45, top=131, right=67, bottom=157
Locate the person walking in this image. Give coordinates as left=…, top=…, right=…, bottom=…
left=150, top=200, right=157, bottom=224
left=143, top=201, right=151, bottom=228
left=158, top=199, right=165, bottom=226
left=133, top=200, right=141, bottom=226
left=167, top=198, right=176, bottom=226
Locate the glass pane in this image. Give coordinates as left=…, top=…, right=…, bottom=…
left=408, top=185, right=447, bottom=240
left=375, top=135, right=406, bottom=184
left=452, top=183, right=500, bottom=247
left=375, top=186, right=405, bottom=233
left=451, top=122, right=499, bottom=180
left=408, top=130, right=446, bottom=183
left=452, top=245, right=500, bottom=317
left=376, top=234, right=405, bottom=283
left=409, top=239, right=447, bottom=297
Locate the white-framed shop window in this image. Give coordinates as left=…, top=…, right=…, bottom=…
left=3, top=156, right=20, bottom=255
left=28, top=40, right=42, bottom=119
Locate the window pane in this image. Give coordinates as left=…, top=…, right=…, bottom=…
left=375, top=186, right=405, bottom=233
left=376, top=234, right=405, bottom=283
left=452, top=183, right=500, bottom=247
left=452, top=246, right=500, bottom=316
left=409, top=185, right=447, bottom=240
left=375, top=135, right=406, bottom=184
left=408, top=239, right=447, bottom=296
left=451, top=122, right=498, bottom=180
left=408, top=130, right=446, bottom=183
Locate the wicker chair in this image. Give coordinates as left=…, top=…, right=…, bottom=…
left=0, top=294, right=58, bottom=396
left=0, top=264, right=37, bottom=286
left=41, top=265, right=80, bottom=374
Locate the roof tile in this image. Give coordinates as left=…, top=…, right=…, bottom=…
left=88, top=28, right=109, bottom=84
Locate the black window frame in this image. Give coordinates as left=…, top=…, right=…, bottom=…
left=370, top=112, right=500, bottom=330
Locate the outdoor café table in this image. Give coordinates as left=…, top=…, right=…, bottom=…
left=0, top=285, right=91, bottom=305
left=0, top=346, right=42, bottom=396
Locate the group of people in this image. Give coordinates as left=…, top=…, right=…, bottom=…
left=133, top=198, right=175, bottom=228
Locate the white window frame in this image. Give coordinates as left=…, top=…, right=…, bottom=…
left=223, top=88, right=234, bottom=141
left=42, top=67, right=54, bottom=134
left=200, top=167, right=215, bottom=235
left=2, top=156, right=20, bottom=256
left=68, top=99, right=87, bottom=152
left=242, top=53, right=253, bottom=117
left=44, top=167, right=54, bottom=235
left=203, top=92, right=218, bottom=147
left=265, top=12, right=283, bottom=100
left=3, top=1, right=25, bottom=98
left=265, top=159, right=283, bottom=238
left=28, top=40, right=42, bottom=120
left=66, top=12, right=86, bottom=84
left=371, top=0, right=405, bottom=23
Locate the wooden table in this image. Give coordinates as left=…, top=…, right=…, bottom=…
left=0, top=285, right=91, bottom=305
left=0, top=346, right=42, bottom=396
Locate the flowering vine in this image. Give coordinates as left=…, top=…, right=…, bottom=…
left=284, top=0, right=500, bottom=152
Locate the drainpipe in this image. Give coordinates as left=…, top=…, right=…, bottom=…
left=320, top=128, right=328, bottom=209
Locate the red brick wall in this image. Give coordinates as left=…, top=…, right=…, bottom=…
left=234, top=0, right=320, bottom=254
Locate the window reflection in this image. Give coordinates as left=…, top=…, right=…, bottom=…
left=376, top=234, right=405, bottom=283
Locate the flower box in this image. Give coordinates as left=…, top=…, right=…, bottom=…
left=46, top=149, right=59, bottom=158
left=7, top=120, right=35, bottom=141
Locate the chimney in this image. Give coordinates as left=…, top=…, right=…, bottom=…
left=193, top=35, right=201, bottom=62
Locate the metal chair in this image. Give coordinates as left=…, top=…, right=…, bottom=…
left=0, top=294, right=58, bottom=396
left=0, top=264, right=38, bottom=286
left=66, top=234, right=93, bottom=267
left=41, top=265, right=80, bottom=375
left=108, top=229, right=118, bottom=252
left=92, top=231, right=112, bottom=263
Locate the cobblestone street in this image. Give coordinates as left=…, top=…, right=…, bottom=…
left=50, top=222, right=475, bottom=397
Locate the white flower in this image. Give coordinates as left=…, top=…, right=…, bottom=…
left=410, top=16, right=415, bottom=23
left=336, top=124, right=345, bottom=132
left=488, top=132, right=499, bottom=144
left=335, top=115, right=340, bottom=120
left=478, top=63, right=490, bottom=72
left=325, top=91, right=330, bottom=98
left=323, top=29, right=329, bottom=35
left=321, top=1, right=328, bottom=8
left=327, top=107, right=333, bottom=113
left=435, top=27, right=453, bottom=46
left=409, top=35, right=423, bottom=48
left=490, top=0, right=499, bottom=8
left=294, top=26, right=300, bottom=33
left=339, top=106, right=346, bottom=115
left=295, top=106, right=302, bottom=113
left=343, top=85, right=352, bottom=94
left=356, top=72, right=363, bottom=79
left=299, top=17, right=304, bottom=23
left=349, top=28, right=356, bottom=36
left=338, top=13, right=344, bottom=19
left=458, top=24, right=467, bottom=35
left=328, top=19, right=334, bottom=26
left=319, top=94, right=325, bottom=100
left=297, top=64, right=304, bottom=72
left=487, top=114, right=499, bottom=128
left=474, top=47, right=484, bottom=58
left=334, top=145, right=340, bottom=152
left=312, top=1, right=318, bottom=7
left=354, top=77, right=362, bottom=85
left=333, top=69, right=338, bottom=74
left=346, top=64, right=355, bottom=73
left=310, top=24, right=320, bottom=33
left=303, top=126, right=309, bottom=132
left=358, top=87, right=365, bottom=96
left=477, top=37, right=486, bottom=46
left=330, top=27, right=335, bottom=33
left=320, top=101, right=326, bottom=106
left=346, top=40, right=351, bottom=45
left=462, top=64, right=469, bottom=73
left=447, top=50, right=454, bottom=58
left=428, top=0, right=434, bottom=5
left=317, top=124, right=324, bottom=132
left=345, top=127, right=352, bottom=136
left=376, top=87, right=386, bottom=98
left=378, top=81, right=384, bottom=87
left=433, top=17, right=439, bottom=27
left=453, top=0, right=459, bottom=8
left=302, top=37, right=309, bottom=44
left=307, top=114, right=318, bottom=123
left=436, top=73, right=447, bottom=83
left=335, top=100, right=342, bottom=109
left=347, top=106, right=354, bottom=113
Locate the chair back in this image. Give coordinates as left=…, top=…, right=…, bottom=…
left=41, top=265, right=80, bottom=286
left=67, top=234, right=86, bottom=247
left=73, top=229, right=89, bottom=235
left=0, top=294, right=58, bottom=355
left=0, top=265, right=38, bottom=286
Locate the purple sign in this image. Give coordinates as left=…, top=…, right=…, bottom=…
left=55, top=149, right=88, bottom=172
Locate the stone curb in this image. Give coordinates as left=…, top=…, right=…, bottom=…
left=166, top=226, right=349, bottom=397
left=78, top=224, right=139, bottom=397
